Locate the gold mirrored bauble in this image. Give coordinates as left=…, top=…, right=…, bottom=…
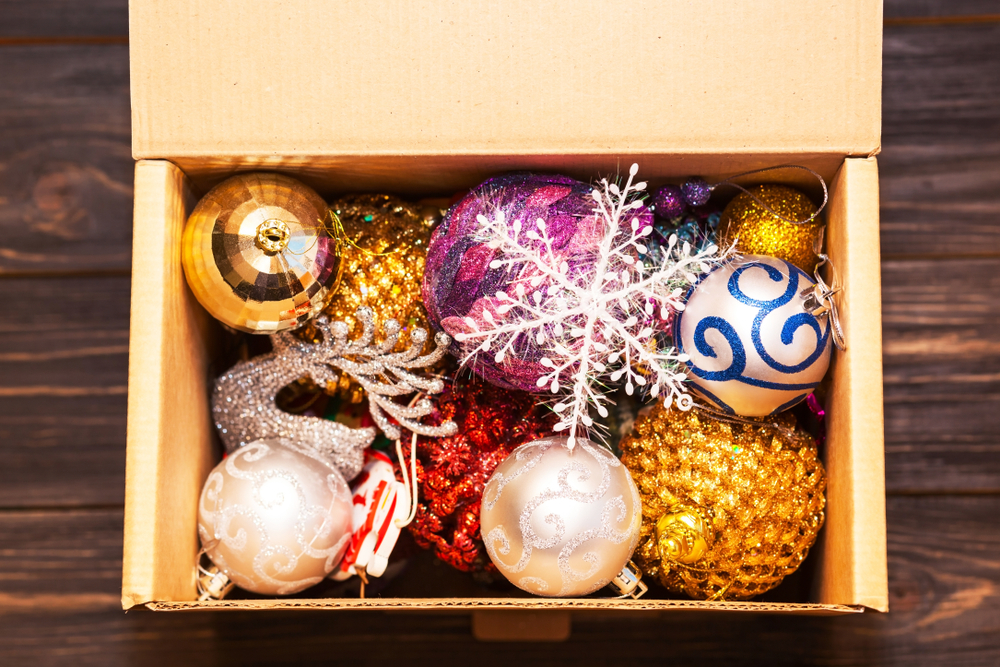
left=719, top=184, right=823, bottom=273
left=181, top=173, right=339, bottom=334
left=620, top=403, right=826, bottom=601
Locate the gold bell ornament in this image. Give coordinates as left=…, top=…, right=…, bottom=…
left=620, top=403, right=826, bottom=600
left=181, top=173, right=339, bottom=334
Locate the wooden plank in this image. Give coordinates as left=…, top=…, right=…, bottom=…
left=880, top=23, right=1000, bottom=258
left=0, top=0, right=127, bottom=39
left=881, top=257, right=1000, bottom=492
left=0, top=509, right=122, bottom=606
left=884, top=0, right=1000, bottom=20
left=0, top=276, right=129, bottom=506
left=0, top=45, right=132, bottom=274
left=1, top=496, right=998, bottom=665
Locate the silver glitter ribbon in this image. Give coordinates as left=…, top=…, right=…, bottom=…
left=212, top=307, right=458, bottom=480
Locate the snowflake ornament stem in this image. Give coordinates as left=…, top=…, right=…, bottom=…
left=453, top=164, right=726, bottom=449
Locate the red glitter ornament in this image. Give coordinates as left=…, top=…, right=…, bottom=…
left=408, top=379, right=556, bottom=572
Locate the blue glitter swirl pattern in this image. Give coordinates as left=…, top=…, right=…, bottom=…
left=674, top=255, right=833, bottom=416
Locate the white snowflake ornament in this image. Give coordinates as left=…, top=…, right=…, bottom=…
left=448, top=164, right=725, bottom=448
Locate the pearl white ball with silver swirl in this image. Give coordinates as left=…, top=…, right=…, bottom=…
left=480, top=436, right=641, bottom=597
left=674, top=254, right=833, bottom=416
left=198, top=438, right=353, bottom=596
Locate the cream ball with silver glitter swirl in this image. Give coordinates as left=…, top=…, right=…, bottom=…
left=198, top=438, right=353, bottom=596
left=480, top=436, right=642, bottom=597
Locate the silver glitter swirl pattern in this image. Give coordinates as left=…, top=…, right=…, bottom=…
left=480, top=437, right=642, bottom=597
left=213, top=307, right=457, bottom=480
left=197, top=439, right=353, bottom=596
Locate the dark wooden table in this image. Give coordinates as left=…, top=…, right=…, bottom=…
left=1, top=1, right=998, bottom=664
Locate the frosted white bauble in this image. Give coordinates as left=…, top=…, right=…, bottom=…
left=198, top=438, right=352, bottom=595
left=480, top=436, right=642, bottom=597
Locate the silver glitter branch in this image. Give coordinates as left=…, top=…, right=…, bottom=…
left=303, top=308, right=458, bottom=441
left=212, top=307, right=457, bottom=481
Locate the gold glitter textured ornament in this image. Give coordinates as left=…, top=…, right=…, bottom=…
left=306, top=194, right=436, bottom=399
left=182, top=173, right=339, bottom=334
left=620, top=403, right=826, bottom=600
left=323, top=194, right=434, bottom=331
left=719, top=184, right=822, bottom=273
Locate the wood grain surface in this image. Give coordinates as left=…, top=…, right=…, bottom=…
left=0, top=1, right=998, bottom=665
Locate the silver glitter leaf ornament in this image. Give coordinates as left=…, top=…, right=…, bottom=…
left=213, top=307, right=458, bottom=480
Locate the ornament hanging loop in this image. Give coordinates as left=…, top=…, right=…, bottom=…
left=801, top=230, right=846, bottom=351
left=709, top=164, right=829, bottom=226
left=195, top=543, right=234, bottom=601
left=394, top=428, right=420, bottom=529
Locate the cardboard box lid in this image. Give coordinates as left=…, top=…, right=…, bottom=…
left=129, top=0, right=882, bottom=160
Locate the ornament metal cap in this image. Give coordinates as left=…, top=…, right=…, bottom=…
left=196, top=550, right=235, bottom=601
left=609, top=560, right=649, bottom=599
left=655, top=503, right=714, bottom=565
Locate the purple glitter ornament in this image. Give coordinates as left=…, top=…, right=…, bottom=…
left=681, top=178, right=712, bottom=207
left=421, top=173, right=653, bottom=392
left=652, top=184, right=686, bottom=219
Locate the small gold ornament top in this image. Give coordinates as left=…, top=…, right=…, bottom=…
left=256, top=218, right=291, bottom=253
left=656, top=503, right=712, bottom=565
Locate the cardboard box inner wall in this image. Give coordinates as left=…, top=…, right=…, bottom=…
left=123, top=154, right=887, bottom=614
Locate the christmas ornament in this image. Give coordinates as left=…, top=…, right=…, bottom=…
left=719, top=184, right=823, bottom=273
left=309, top=195, right=437, bottom=396
left=197, top=438, right=353, bottom=596
left=181, top=173, right=339, bottom=334
left=674, top=254, right=834, bottom=416
left=619, top=403, right=826, bottom=600
left=333, top=449, right=412, bottom=581
left=651, top=184, right=686, bottom=219
left=212, top=307, right=457, bottom=481
left=409, top=381, right=556, bottom=573
left=680, top=177, right=712, bottom=207
left=481, top=436, right=642, bottom=597
left=424, top=164, right=724, bottom=447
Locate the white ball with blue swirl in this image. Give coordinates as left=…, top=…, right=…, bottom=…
left=674, top=254, right=833, bottom=416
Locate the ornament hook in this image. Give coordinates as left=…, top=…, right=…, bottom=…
left=255, top=218, right=291, bottom=253
left=608, top=561, right=649, bottom=599
left=195, top=544, right=235, bottom=601
left=801, top=230, right=846, bottom=351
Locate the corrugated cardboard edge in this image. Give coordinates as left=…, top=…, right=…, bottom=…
left=122, top=161, right=217, bottom=610
left=817, top=157, right=889, bottom=612
left=143, top=598, right=864, bottom=615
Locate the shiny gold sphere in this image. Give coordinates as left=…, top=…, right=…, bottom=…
left=719, top=184, right=823, bottom=273
left=181, top=173, right=338, bottom=334
left=620, top=403, right=826, bottom=601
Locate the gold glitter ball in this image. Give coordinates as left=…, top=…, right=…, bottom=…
left=299, top=194, right=437, bottom=400
left=181, top=173, right=339, bottom=334
left=619, top=403, right=826, bottom=601
left=719, top=184, right=823, bottom=273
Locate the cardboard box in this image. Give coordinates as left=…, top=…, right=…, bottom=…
left=122, top=0, right=888, bottom=625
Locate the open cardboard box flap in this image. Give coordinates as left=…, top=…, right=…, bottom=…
left=129, top=0, right=882, bottom=164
